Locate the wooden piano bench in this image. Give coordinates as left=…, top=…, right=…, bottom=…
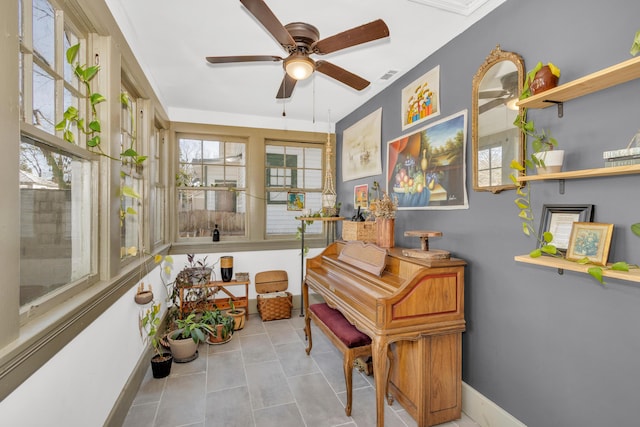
left=305, top=303, right=372, bottom=416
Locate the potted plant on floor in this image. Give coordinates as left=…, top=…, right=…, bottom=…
left=223, top=298, right=246, bottom=331
left=141, top=302, right=173, bottom=378
left=201, top=308, right=235, bottom=344
left=167, top=312, right=212, bottom=362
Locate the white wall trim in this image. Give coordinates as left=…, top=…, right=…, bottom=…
left=462, top=382, right=527, bottom=427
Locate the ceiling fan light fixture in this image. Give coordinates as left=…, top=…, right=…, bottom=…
left=284, top=54, right=315, bottom=80
left=505, top=96, right=519, bottom=111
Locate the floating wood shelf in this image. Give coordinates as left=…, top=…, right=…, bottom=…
left=517, top=55, right=640, bottom=109
left=516, top=164, right=640, bottom=182
left=514, top=255, right=640, bottom=284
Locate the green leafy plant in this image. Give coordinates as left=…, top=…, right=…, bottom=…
left=200, top=308, right=235, bottom=340
left=510, top=63, right=562, bottom=257
left=141, top=303, right=167, bottom=359
left=55, top=43, right=105, bottom=151
left=631, top=30, right=640, bottom=56
left=228, top=298, right=242, bottom=315
left=171, top=313, right=212, bottom=344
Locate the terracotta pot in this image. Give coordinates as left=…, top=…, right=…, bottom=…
left=529, top=65, right=559, bottom=95
left=376, top=218, right=395, bottom=248
left=207, top=324, right=233, bottom=344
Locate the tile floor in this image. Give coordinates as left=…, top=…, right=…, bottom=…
left=124, top=310, right=480, bottom=427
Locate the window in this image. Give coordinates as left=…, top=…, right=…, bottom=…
left=151, top=123, right=166, bottom=248
left=19, top=136, right=95, bottom=306
left=18, top=0, right=98, bottom=311
left=120, top=87, right=143, bottom=260
left=477, top=145, right=503, bottom=187
left=177, top=136, right=247, bottom=239
left=265, top=142, right=323, bottom=235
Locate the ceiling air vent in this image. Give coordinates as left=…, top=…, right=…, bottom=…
left=407, top=0, right=491, bottom=16
left=379, top=70, right=399, bottom=81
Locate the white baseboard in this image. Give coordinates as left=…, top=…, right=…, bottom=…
left=462, top=382, right=527, bottom=427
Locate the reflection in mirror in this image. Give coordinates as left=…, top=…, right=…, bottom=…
left=472, top=45, right=524, bottom=193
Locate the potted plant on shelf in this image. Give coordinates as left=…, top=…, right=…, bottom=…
left=510, top=63, right=563, bottom=258
left=141, top=302, right=173, bottom=378
left=201, top=308, right=235, bottom=344
left=223, top=298, right=246, bottom=331
left=167, top=312, right=212, bottom=362
left=513, top=62, right=563, bottom=175
left=369, top=181, right=398, bottom=248
left=175, top=254, right=213, bottom=287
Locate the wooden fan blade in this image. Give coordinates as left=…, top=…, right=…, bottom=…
left=479, top=98, right=505, bottom=114
left=479, top=89, right=508, bottom=99
left=240, top=0, right=296, bottom=48
left=312, top=19, right=389, bottom=55
left=206, top=55, right=283, bottom=64
left=276, top=74, right=297, bottom=99
left=315, top=60, right=369, bottom=90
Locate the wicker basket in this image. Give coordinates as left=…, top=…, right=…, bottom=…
left=257, top=292, right=293, bottom=321
left=342, top=221, right=377, bottom=242
left=255, top=270, right=292, bottom=321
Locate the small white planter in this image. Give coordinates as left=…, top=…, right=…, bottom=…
left=534, top=150, right=565, bottom=174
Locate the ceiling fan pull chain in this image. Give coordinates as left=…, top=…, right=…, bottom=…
left=282, top=73, right=286, bottom=117
left=312, top=75, right=316, bottom=123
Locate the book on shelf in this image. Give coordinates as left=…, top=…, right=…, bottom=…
left=603, top=147, right=640, bottom=159
left=604, top=156, right=640, bottom=167
left=604, top=130, right=640, bottom=159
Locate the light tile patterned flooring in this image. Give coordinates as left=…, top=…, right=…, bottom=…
left=124, top=309, right=480, bottom=427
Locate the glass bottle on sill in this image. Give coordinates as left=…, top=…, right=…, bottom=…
left=212, top=224, right=220, bottom=242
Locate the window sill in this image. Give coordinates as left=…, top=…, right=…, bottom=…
left=169, top=237, right=329, bottom=255
left=0, top=247, right=169, bottom=402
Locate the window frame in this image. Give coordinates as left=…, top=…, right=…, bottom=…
left=1, top=0, right=172, bottom=402
left=170, top=123, right=335, bottom=250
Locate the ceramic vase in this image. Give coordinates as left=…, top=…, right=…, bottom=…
left=376, top=218, right=395, bottom=248
left=534, top=150, right=565, bottom=174
left=530, top=65, right=559, bottom=95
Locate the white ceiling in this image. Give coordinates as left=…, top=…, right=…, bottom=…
left=105, top=0, right=506, bottom=132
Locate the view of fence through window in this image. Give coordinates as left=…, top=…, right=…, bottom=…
left=19, top=138, right=94, bottom=306
left=177, top=137, right=247, bottom=239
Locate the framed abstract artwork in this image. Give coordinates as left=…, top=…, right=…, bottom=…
left=401, top=65, right=441, bottom=130
left=342, top=108, right=383, bottom=181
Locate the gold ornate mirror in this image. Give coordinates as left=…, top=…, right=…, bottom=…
left=472, top=45, right=525, bottom=193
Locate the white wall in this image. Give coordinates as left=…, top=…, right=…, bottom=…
left=0, top=248, right=319, bottom=426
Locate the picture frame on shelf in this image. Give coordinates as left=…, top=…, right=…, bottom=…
left=538, top=204, right=594, bottom=252
left=566, top=222, right=614, bottom=266
left=354, top=184, right=369, bottom=210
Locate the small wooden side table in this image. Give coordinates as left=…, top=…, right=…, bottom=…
left=210, top=279, right=250, bottom=319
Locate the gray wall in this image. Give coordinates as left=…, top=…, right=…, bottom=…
left=335, top=0, right=640, bottom=426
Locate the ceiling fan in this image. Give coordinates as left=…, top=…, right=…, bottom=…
left=205, top=0, right=390, bottom=99
left=479, top=71, right=519, bottom=114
